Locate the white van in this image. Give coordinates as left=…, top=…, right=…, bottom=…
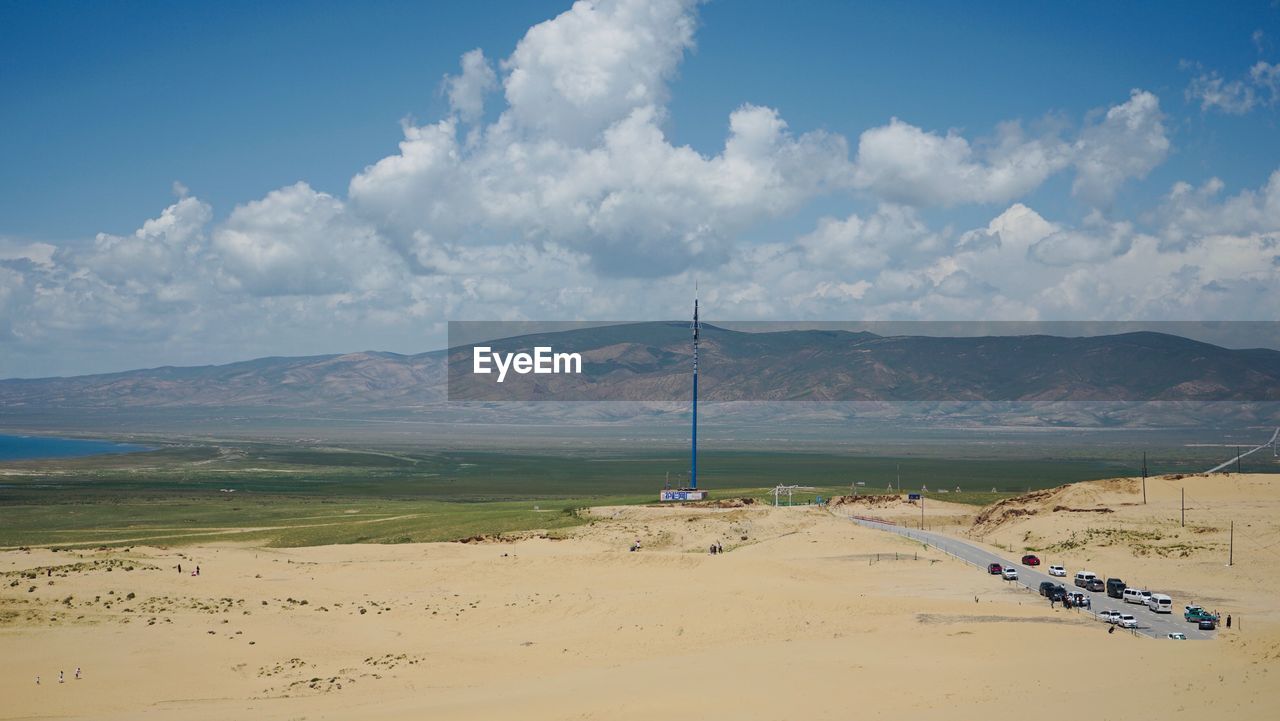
left=1073, top=571, right=1097, bottom=588
left=1123, top=588, right=1150, bottom=605
left=1147, top=593, right=1173, bottom=613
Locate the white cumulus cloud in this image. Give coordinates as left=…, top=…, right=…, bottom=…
left=444, top=48, right=498, bottom=122
left=1155, top=169, right=1280, bottom=250
left=350, top=101, right=851, bottom=277
left=850, top=90, right=1169, bottom=209
left=213, top=183, right=399, bottom=297
left=1186, top=59, right=1280, bottom=115
left=1071, top=90, right=1169, bottom=206
left=851, top=119, right=1069, bottom=206
left=501, top=0, right=700, bottom=144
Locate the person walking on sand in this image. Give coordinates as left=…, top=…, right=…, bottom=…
left=196, top=565, right=200, bottom=576
left=75, top=667, right=81, bottom=680
left=35, top=675, right=39, bottom=685
left=716, top=541, right=723, bottom=554
left=1227, top=614, right=1232, bottom=629
left=59, top=670, right=63, bottom=684
left=178, top=563, right=182, bottom=574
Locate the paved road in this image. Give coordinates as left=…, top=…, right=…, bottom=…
left=840, top=514, right=1218, bottom=640
left=1205, top=427, right=1279, bottom=473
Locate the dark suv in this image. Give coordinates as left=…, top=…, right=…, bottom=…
left=1038, top=581, right=1057, bottom=596
left=1021, top=554, right=1040, bottom=566
left=1106, top=577, right=1126, bottom=599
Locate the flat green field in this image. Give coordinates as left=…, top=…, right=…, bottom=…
left=0, top=496, right=602, bottom=549
left=0, top=438, right=1263, bottom=548
left=0, top=443, right=1134, bottom=498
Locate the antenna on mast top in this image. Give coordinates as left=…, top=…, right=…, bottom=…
left=693, top=284, right=699, bottom=338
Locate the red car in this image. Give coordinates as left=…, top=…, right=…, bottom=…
left=987, top=562, right=1003, bottom=574
left=1021, top=554, right=1040, bottom=566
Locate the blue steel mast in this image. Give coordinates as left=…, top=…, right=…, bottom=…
left=690, top=293, right=699, bottom=490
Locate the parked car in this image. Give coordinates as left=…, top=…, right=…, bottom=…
left=1118, top=614, right=1138, bottom=629
left=1048, top=565, right=1066, bottom=577
left=1198, top=618, right=1217, bottom=630
left=1146, top=593, right=1173, bottom=613
left=1123, top=588, right=1151, bottom=605
left=1099, top=609, right=1121, bottom=624
left=1184, top=605, right=1218, bottom=623
left=1039, top=581, right=1058, bottom=597
left=1086, top=578, right=1105, bottom=592
left=1074, top=571, right=1098, bottom=588
left=1048, top=585, right=1068, bottom=602
left=1002, top=567, right=1019, bottom=580
left=1167, top=632, right=1187, bottom=640
left=1021, top=554, right=1040, bottom=566
left=988, top=562, right=1004, bottom=575
left=1106, top=577, right=1126, bottom=599
left=1067, top=591, right=1091, bottom=609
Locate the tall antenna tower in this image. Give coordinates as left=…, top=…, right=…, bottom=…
left=690, top=288, right=699, bottom=490
left=1142, top=451, right=1148, bottom=505
left=657, top=289, right=709, bottom=502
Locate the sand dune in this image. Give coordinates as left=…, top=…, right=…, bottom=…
left=965, top=472, right=1280, bottom=621
left=3, top=479, right=1278, bottom=719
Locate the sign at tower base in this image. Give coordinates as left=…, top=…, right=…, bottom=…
left=659, top=489, right=708, bottom=502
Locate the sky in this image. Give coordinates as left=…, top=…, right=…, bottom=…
left=1, top=0, right=1279, bottom=377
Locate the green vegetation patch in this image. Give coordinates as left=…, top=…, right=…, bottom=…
left=0, top=439, right=1156, bottom=548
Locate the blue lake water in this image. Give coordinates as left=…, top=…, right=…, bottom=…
left=0, top=434, right=152, bottom=461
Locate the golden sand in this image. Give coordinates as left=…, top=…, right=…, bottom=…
left=2, top=476, right=1278, bottom=720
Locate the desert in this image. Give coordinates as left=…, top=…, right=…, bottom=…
left=3, top=473, right=1278, bottom=720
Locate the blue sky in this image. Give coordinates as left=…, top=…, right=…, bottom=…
left=1, top=0, right=1279, bottom=376
left=4, top=0, right=1276, bottom=239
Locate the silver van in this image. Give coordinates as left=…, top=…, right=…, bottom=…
left=1146, top=593, right=1173, bottom=613
left=1073, top=571, right=1097, bottom=588
left=1123, top=587, right=1150, bottom=605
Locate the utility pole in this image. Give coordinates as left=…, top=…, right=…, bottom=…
left=920, top=491, right=925, bottom=530
left=1236, top=446, right=1242, bottom=474
left=1181, top=487, right=1185, bottom=527
left=1142, top=452, right=1148, bottom=505
left=1229, top=521, right=1234, bottom=566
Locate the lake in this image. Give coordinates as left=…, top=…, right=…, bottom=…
left=0, top=434, right=152, bottom=461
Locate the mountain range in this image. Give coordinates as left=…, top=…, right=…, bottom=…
left=3, top=324, right=1279, bottom=416
left=447, top=324, right=1280, bottom=402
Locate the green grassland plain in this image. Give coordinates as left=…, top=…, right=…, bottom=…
left=1, top=430, right=1275, bottom=549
